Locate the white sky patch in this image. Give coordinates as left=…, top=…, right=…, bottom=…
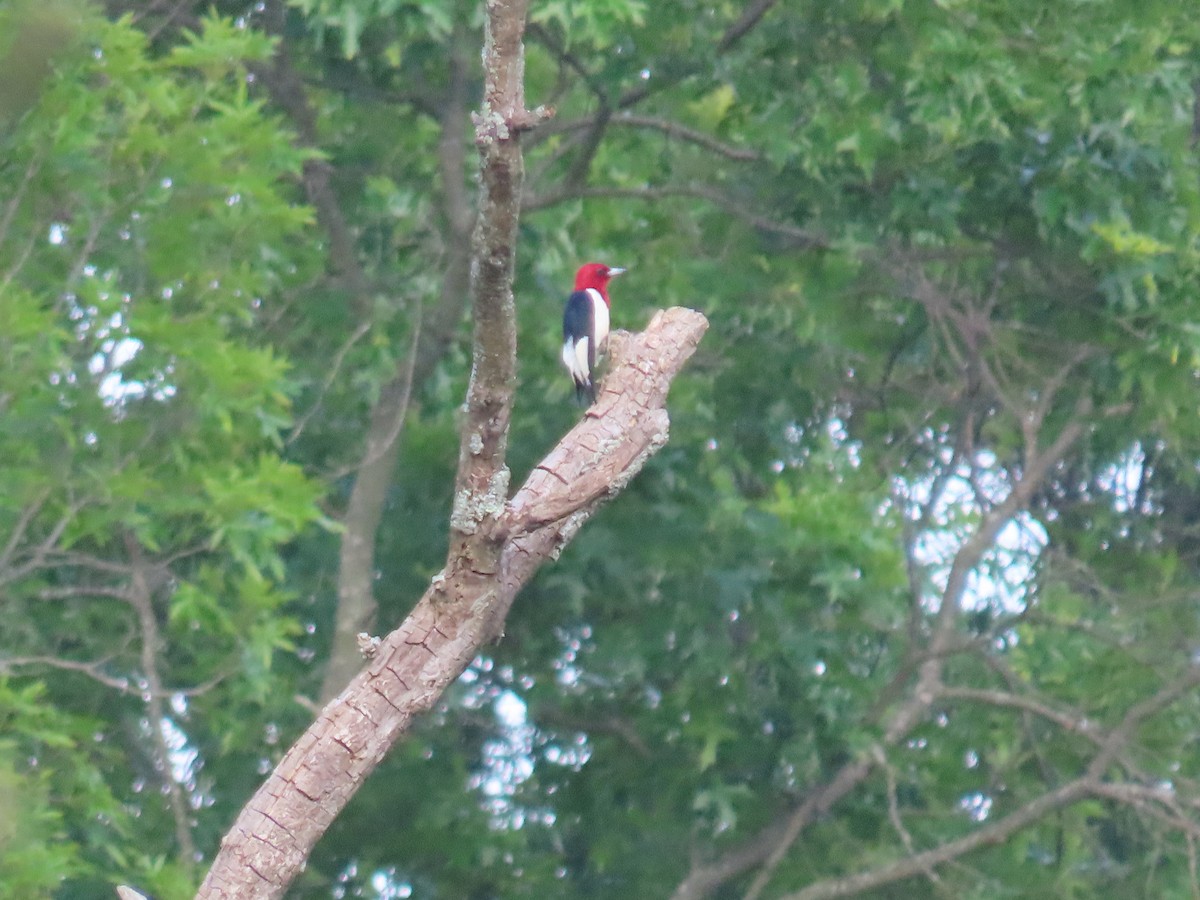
left=110, top=336, right=142, bottom=369
left=826, top=417, right=860, bottom=468
left=161, top=715, right=199, bottom=788
left=155, top=705, right=212, bottom=816
left=543, top=732, right=592, bottom=770
left=495, top=689, right=526, bottom=727
left=960, top=791, right=993, bottom=822
left=1097, top=442, right=1150, bottom=515
left=768, top=416, right=861, bottom=475
left=92, top=335, right=151, bottom=406
left=369, top=869, right=413, bottom=899
left=470, top=689, right=541, bottom=827
left=65, top=274, right=179, bottom=410
left=905, top=450, right=1047, bottom=616
left=552, top=624, right=590, bottom=689
left=462, top=648, right=591, bottom=829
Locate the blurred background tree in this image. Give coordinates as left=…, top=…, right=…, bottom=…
left=5, top=0, right=1200, bottom=897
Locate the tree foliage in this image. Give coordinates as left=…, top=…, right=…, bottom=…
left=5, top=0, right=1200, bottom=898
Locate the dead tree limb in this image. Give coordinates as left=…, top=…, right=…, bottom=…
left=193, top=308, right=708, bottom=899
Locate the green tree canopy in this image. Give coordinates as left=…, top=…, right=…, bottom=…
left=5, top=1, right=1200, bottom=898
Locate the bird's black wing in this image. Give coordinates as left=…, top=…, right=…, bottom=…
left=563, top=290, right=596, bottom=403
left=563, top=290, right=593, bottom=343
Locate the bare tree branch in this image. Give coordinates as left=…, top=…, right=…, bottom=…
left=938, top=685, right=1103, bottom=744
left=930, top=410, right=1087, bottom=641
left=533, top=113, right=761, bottom=161
left=524, top=184, right=824, bottom=247
left=126, top=535, right=197, bottom=876
left=36, top=584, right=131, bottom=601
left=0, top=499, right=85, bottom=587
left=674, top=818, right=797, bottom=900
left=316, top=23, right=486, bottom=703
left=0, top=487, right=50, bottom=575
left=775, top=665, right=1200, bottom=900
left=780, top=778, right=1095, bottom=900
left=717, top=0, right=780, bottom=52
left=0, top=651, right=229, bottom=700
left=1087, top=667, right=1200, bottom=777
left=195, top=308, right=706, bottom=899
left=609, top=114, right=762, bottom=160
left=674, top=383, right=1092, bottom=899
left=0, top=651, right=133, bottom=693
left=737, top=759, right=877, bottom=900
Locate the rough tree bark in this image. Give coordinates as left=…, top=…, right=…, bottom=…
left=190, top=6, right=707, bottom=893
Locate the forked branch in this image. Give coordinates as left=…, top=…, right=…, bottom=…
left=193, top=308, right=706, bottom=900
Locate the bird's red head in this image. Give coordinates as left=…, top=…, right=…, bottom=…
left=574, top=262, right=626, bottom=304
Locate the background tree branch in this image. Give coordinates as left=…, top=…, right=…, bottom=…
left=673, top=378, right=1095, bottom=899
left=316, top=31, right=478, bottom=703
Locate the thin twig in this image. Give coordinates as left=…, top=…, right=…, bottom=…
left=779, top=778, right=1094, bottom=900
left=524, top=184, right=823, bottom=247
left=286, top=318, right=372, bottom=446
left=938, top=686, right=1101, bottom=744
left=323, top=307, right=422, bottom=481
left=872, top=744, right=947, bottom=894
left=0, top=149, right=44, bottom=250
left=0, top=488, right=50, bottom=575
left=38, top=584, right=131, bottom=601
left=126, top=535, right=197, bottom=874
left=0, top=500, right=86, bottom=586
left=537, top=113, right=761, bottom=161
left=0, top=651, right=133, bottom=693
left=718, top=0, right=780, bottom=52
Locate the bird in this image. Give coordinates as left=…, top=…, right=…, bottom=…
left=561, top=262, right=626, bottom=405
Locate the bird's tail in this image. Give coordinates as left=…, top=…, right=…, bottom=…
left=574, top=377, right=596, bottom=406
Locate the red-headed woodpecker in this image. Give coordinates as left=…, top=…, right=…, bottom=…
left=562, top=262, right=625, bottom=404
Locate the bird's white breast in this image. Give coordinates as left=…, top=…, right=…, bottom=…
left=587, top=287, right=610, bottom=350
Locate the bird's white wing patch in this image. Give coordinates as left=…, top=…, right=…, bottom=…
left=587, top=288, right=610, bottom=350
left=576, top=337, right=590, bottom=376
left=562, top=337, right=591, bottom=382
